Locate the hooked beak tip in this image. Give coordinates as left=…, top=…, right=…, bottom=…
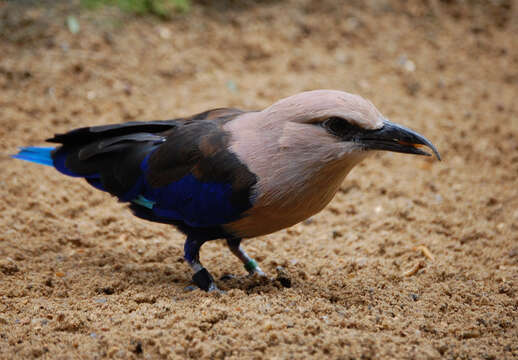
left=361, top=120, right=441, bottom=161
left=401, top=141, right=441, bottom=161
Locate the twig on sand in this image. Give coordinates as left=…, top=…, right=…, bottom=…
left=413, top=245, right=435, bottom=262
left=402, top=261, right=425, bottom=277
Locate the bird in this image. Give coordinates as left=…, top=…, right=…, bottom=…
left=13, top=90, right=441, bottom=292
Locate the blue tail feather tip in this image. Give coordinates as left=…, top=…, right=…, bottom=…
left=12, top=146, right=55, bottom=166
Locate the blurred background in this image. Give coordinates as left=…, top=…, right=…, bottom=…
left=0, top=1, right=516, bottom=359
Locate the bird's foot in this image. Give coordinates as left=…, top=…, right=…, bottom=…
left=184, top=284, right=225, bottom=293
left=191, top=267, right=219, bottom=292
left=184, top=284, right=223, bottom=293
left=244, top=259, right=267, bottom=277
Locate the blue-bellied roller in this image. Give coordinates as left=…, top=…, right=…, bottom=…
left=13, top=90, right=441, bottom=291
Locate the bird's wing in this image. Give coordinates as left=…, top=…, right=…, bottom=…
left=49, top=108, right=257, bottom=228
left=138, top=110, right=257, bottom=227
left=47, top=120, right=179, bottom=145
left=47, top=108, right=244, bottom=144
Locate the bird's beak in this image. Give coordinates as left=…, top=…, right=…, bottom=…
left=360, top=120, right=441, bottom=160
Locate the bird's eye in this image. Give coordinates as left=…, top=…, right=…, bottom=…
left=322, top=117, right=358, bottom=138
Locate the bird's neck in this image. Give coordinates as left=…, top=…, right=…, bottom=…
left=225, top=114, right=368, bottom=237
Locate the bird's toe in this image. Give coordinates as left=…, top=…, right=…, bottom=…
left=220, top=273, right=236, bottom=281
left=192, top=267, right=218, bottom=292
left=252, top=268, right=267, bottom=277
left=184, top=283, right=224, bottom=293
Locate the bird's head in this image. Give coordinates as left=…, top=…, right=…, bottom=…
left=263, top=90, right=441, bottom=161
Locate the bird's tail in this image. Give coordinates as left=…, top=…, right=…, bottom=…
left=11, top=146, right=55, bottom=166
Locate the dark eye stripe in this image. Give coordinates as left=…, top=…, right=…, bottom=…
left=322, top=117, right=361, bottom=139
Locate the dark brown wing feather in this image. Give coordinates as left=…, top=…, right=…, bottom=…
left=49, top=108, right=257, bottom=229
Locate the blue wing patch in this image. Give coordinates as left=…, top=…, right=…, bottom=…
left=127, top=154, right=248, bottom=227
left=132, top=195, right=155, bottom=209
left=134, top=174, right=242, bottom=227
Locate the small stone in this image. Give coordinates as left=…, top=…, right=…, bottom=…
left=158, top=27, right=171, bottom=39
left=66, top=16, right=80, bottom=34
left=276, top=267, right=292, bottom=288
left=397, top=55, right=416, bottom=72
left=133, top=341, right=143, bottom=354
left=404, top=60, right=416, bottom=72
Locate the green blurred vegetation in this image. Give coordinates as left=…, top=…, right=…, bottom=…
left=81, top=0, right=190, bottom=18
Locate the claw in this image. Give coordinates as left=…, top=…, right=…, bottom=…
left=220, top=274, right=236, bottom=281
left=192, top=267, right=217, bottom=292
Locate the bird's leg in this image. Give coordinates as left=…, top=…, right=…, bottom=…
left=226, top=238, right=266, bottom=277
left=184, top=237, right=218, bottom=292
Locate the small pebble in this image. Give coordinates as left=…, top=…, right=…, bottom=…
left=133, top=341, right=143, bottom=354
left=275, top=267, right=292, bottom=288
left=66, top=16, right=80, bottom=34
left=158, top=27, right=171, bottom=39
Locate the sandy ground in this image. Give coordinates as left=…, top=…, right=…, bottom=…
left=0, top=0, right=517, bottom=359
